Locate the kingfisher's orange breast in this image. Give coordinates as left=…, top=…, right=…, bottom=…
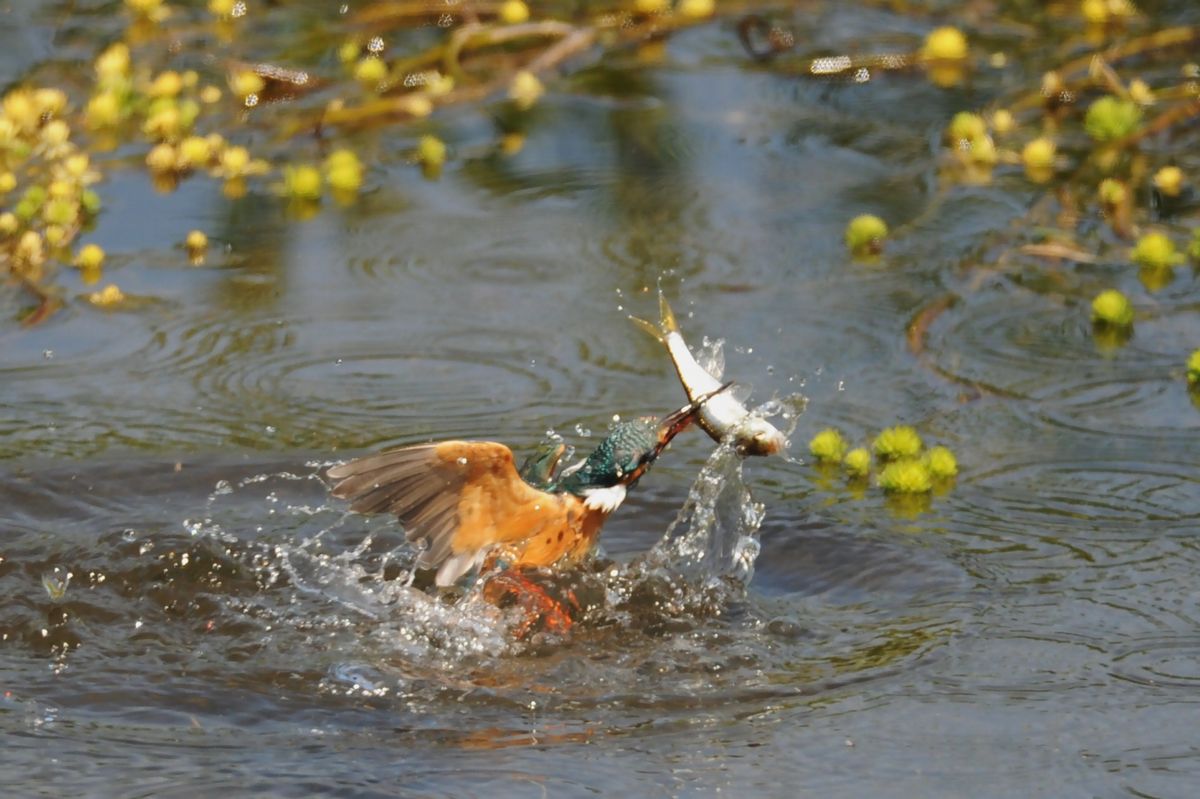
left=442, top=451, right=609, bottom=569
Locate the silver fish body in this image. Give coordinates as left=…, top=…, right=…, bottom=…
left=632, top=294, right=787, bottom=457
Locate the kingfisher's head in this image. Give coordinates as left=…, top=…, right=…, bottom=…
left=556, top=386, right=727, bottom=511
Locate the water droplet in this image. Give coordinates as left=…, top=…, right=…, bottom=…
left=367, top=36, right=385, bottom=53
left=457, top=457, right=468, bottom=465
left=42, top=350, right=54, bottom=360
left=265, top=425, right=277, bottom=435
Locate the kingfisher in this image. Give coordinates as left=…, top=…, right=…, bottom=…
left=326, top=387, right=729, bottom=625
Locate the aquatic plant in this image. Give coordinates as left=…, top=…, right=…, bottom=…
left=1085, top=96, right=1142, bottom=142
left=808, top=428, right=847, bottom=463
left=843, top=447, right=871, bottom=478
left=878, top=459, right=932, bottom=494
left=873, top=425, right=923, bottom=461
left=1091, top=289, right=1134, bottom=327
left=1130, top=232, right=1183, bottom=270
left=925, top=446, right=958, bottom=480
left=845, top=214, right=888, bottom=256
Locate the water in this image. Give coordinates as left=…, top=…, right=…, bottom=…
left=3, top=1, right=1200, bottom=796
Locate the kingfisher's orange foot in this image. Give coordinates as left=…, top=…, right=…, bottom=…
left=482, top=569, right=579, bottom=639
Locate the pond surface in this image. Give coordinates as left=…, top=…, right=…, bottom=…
left=2, top=2, right=1200, bottom=797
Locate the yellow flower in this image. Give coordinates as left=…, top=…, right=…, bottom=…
left=324, top=148, right=363, bottom=193
left=209, top=0, right=237, bottom=16
left=86, top=92, right=123, bottom=129
left=843, top=447, right=871, bottom=478
left=947, top=111, right=987, bottom=145
left=354, top=57, right=388, bottom=89
left=142, top=103, right=182, bottom=141
left=1187, top=349, right=1200, bottom=386
left=1081, top=0, right=1109, bottom=23
left=808, top=428, right=847, bottom=463
left=231, top=69, right=265, bottom=99
left=1085, top=96, right=1141, bottom=142
left=878, top=459, right=933, bottom=494
left=1091, top=289, right=1133, bottom=327
left=1130, top=231, right=1182, bottom=270
left=150, top=71, right=184, bottom=98
left=499, top=0, right=529, bottom=24
left=42, top=197, right=78, bottom=227
left=1022, top=137, right=1056, bottom=171
left=398, top=94, right=433, bottom=118
left=0, top=172, right=16, bottom=193
left=634, top=0, right=669, bottom=13
left=43, top=224, right=69, bottom=249
left=1098, top=178, right=1126, bottom=207
left=185, top=229, right=208, bottom=261
left=509, top=70, right=544, bottom=111
left=95, top=43, right=131, bottom=83
left=926, top=446, right=958, bottom=479
left=873, top=425, right=923, bottom=461
left=990, top=109, right=1015, bottom=135
left=845, top=214, right=888, bottom=256
left=199, top=85, right=222, bottom=104
left=1152, top=166, right=1183, bottom=198
left=1128, top=79, right=1154, bottom=106
left=679, top=0, right=715, bottom=18
left=283, top=164, right=322, bottom=201
left=146, top=143, right=177, bottom=172
left=968, top=134, right=997, bottom=167
left=921, top=26, right=968, bottom=62
left=177, top=136, right=212, bottom=169
left=417, top=135, right=446, bottom=167
left=88, top=284, right=126, bottom=307
left=0, top=211, right=18, bottom=235
left=15, top=230, right=46, bottom=267
left=34, top=88, right=68, bottom=117
left=75, top=243, right=106, bottom=271
left=3, top=89, right=41, bottom=132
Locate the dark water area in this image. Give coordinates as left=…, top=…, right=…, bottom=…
left=3, top=1, right=1200, bottom=797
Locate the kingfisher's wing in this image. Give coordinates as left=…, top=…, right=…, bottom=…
left=327, top=441, right=574, bottom=586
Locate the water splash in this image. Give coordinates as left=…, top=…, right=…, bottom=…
left=648, top=442, right=765, bottom=590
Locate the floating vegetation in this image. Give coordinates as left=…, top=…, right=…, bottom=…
left=808, top=423, right=957, bottom=509
left=1092, top=289, right=1134, bottom=328
left=873, top=425, right=923, bottom=462
left=808, top=428, right=848, bottom=463
left=844, top=214, right=888, bottom=257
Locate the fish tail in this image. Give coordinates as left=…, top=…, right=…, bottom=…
left=628, top=314, right=664, bottom=343
left=630, top=290, right=681, bottom=341
left=657, top=291, right=679, bottom=334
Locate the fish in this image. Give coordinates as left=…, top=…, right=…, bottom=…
left=631, top=293, right=787, bottom=457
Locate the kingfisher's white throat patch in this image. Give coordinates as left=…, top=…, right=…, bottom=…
left=582, top=484, right=626, bottom=512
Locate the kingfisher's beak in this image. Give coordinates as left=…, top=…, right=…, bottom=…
left=654, top=381, right=735, bottom=449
